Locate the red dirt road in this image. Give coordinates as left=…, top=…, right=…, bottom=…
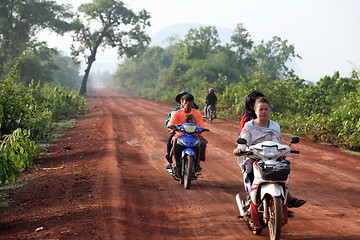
left=1, top=88, right=359, bottom=239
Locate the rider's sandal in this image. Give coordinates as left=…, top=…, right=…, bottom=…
left=288, top=198, right=306, bottom=208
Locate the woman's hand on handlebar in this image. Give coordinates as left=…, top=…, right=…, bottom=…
left=233, top=148, right=242, bottom=156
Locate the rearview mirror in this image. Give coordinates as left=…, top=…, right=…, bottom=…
left=237, top=138, right=247, bottom=145
left=290, top=137, right=300, bottom=144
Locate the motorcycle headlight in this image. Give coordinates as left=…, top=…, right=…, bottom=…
left=262, top=146, right=278, bottom=158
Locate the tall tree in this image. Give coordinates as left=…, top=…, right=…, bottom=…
left=230, top=23, right=254, bottom=80
left=251, top=36, right=301, bottom=80
left=179, top=26, right=221, bottom=60
left=71, top=0, right=151, bottom=95
left=0, top=0, right=73, bottom=73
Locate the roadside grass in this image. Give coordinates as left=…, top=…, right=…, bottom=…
left=53, top=119, right=77, bottom=133
left=342, top=149, right=360, bottom=156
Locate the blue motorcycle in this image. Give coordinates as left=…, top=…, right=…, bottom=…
left=167, top=123, right=209, bottom=189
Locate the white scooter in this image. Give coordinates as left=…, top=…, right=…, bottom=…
left=235, top=137, right=300, bottom=240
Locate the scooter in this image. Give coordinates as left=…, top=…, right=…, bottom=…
left=235, top=137, right=300, bottom=240
left=166, top=123, right=209, bottom=189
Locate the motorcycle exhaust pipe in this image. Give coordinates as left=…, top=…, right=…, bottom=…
left=235, top=193, right=245, bottom=218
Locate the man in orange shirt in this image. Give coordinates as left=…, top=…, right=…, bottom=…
left=168, top=93, right=208, bottom=176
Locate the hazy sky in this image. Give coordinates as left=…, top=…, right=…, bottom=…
left=42, top=0, right=360, bottom=82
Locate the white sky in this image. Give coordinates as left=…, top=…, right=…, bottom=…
left=40, top=0, right=360, bottom=82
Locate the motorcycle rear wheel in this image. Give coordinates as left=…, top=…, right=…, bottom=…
left=207, top=110, right=213, bottom=123
left=268, top=196, right=282, bottom=240
left=184, top=155, right=193, bottom=189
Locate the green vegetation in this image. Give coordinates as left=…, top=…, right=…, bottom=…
left=0, top=0, right=74, bottom=83
left=0, top=0, right=152, bottom=184
left=0, top=56, right=88, bottom=184
left=107, top=25, right=360, bottom=152
left=0, top=129, right=37, bottom=183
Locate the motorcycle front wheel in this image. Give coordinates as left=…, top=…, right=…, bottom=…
left=184, top=155, right=193, bottom=189
left=267, top=196, right=282, bottom=240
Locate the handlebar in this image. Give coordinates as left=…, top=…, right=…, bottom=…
left=167, top=124, right=209, bottom=133
left=290, top=150, right=300, bottom=154
left=234, top=151, right=252, bottom=156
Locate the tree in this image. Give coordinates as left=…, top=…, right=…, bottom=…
left=0, top=0, right=73, bottom=74
left=230, top=23, right=254, bottom=80
left=71, top=0, right=151, bottom=95
left=179, top=26, right=221, bottom=60
left=251, top=36, right=301, bottom=80
left=51, top=53, right=82, bottom=90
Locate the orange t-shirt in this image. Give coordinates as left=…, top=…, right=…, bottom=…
left=168, top=108, right=204, bottom=136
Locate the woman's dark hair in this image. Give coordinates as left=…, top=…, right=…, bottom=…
left=245, top=91, right=265, bottom=112
left=255, top=96, right=271, bottom=108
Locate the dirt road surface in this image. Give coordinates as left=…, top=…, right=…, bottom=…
left=1, top=88, right=359, bottom=239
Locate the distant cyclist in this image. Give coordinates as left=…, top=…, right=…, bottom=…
left=204, top=88, right=218, bottom=118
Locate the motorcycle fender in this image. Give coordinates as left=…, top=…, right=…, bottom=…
left=181, top=148, right=196, bottom=158
left=260, top=183, right=284, bottom=200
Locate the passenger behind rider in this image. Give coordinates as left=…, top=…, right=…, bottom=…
left=233, top=96, right=306, bottom=211
left=165, top=91, right=199, bottom=164
left=204, top=88, right=218, bottom=118
left=167, top=93, right=207, bottom=177
left=238, top=91, right=265, bottom=136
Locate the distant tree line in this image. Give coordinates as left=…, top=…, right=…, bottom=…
left=0, top=0, right=150, bottom=94
left=0, top=0, right=82, bottom=90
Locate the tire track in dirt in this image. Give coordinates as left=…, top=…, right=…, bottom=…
left=95, top=94, right=127, bottom=240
